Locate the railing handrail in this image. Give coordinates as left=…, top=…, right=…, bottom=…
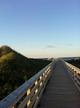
left=66, top=62, right=80, bottom=74
left=0, top=61, right=54, bottom=108
left=65, top=61, right=80, bottom=91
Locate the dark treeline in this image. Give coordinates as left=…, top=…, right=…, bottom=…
left=0, top=46, right=51, bottom=100
left=66, top=59, right=80, bottom=68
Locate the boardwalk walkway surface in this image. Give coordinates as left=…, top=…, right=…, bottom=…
left=38, top=59, right=80, bottom=108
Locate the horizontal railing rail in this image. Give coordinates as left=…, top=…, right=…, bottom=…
left=0, top=61, right=55, bottom=108
left=66, top=62, right=80, bottom=91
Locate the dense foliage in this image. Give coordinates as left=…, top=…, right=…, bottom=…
left=66, top=59, right=80, bottom=68
left=0, top=46, right=51, bottom=100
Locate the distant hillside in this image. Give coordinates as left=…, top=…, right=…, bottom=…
left=0, top=45, right=51, bottom=100
left=0, top=45, right=12, bottom=57
left=66, top=59, right=80, bottom=68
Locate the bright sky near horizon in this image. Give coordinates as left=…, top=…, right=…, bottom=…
left=0, top=0, right=80, bottom=58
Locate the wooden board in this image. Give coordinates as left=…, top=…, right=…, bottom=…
left=37, top=59, right=80, bottom=108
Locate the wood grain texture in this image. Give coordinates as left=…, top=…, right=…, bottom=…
left=38, top=59, right=80, bottom=108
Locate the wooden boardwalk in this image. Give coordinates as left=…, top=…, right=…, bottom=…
left=38, top=60, right=80, bottom=108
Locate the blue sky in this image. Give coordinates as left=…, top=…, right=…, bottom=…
left=0, top=0, right=80, bottom=58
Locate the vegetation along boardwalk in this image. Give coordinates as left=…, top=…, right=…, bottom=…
left=38, top=59, right=80, bottom=108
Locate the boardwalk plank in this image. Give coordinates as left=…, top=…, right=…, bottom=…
left=37, top=60, right=80, bottom=108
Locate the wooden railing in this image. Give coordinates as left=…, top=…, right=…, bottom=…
left=0, top=61, right=55, bottom=108
left=66, top=62, right=80, bottom=91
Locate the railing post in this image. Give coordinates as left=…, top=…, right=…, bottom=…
left=0, top=61, right=55, bottom=108
left=65, top=62, right=80, bottom=92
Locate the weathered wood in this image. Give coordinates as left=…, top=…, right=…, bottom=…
left=1, top=59, right=80, bottom=108
left=66, top=62, right=80, bottom=91
left=38, top=59, right=80, bottom=108
left=0, top=61, right=54, bottom=108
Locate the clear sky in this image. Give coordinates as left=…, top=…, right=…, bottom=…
left=0, top=0, right=80, bottom=58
